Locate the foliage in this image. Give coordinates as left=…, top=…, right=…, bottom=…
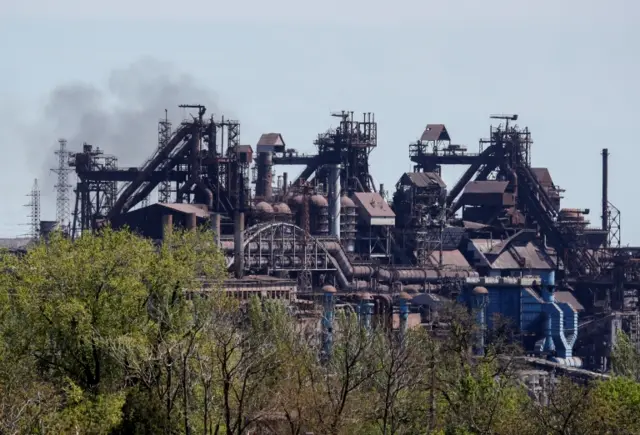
left=1, top=227, right=640, bottom=434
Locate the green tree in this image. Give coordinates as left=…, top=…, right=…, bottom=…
left=611, top=330, right=640, bottom=381
left=0, top=225, right=227, bottom=433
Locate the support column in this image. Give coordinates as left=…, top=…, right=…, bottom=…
left=210, top=212, right=221, bottom=248
left=234, top=212, right=245, bottom=279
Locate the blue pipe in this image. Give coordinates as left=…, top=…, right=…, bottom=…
left=359, top=295, right=374, bottom=331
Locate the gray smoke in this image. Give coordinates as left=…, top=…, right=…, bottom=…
left=23, top=57, right=225, bottom=219
left=41, top=57, right=221, bottom=170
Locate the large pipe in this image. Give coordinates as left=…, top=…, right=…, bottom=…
left=602, top=148, right=609, bottom=237
left=541, top=271, right=556, bottom=354
left=234, top=212, right=245, bottom=278
left=223, top=239, right=476, bottom=284
left=329, top=164, right=341, bottom=238
left=282, top=172, right=288, bottom=195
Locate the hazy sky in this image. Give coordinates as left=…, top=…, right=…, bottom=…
left=1, top=1, right=639, bottom=242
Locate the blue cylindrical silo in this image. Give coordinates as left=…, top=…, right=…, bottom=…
left=359, top=293, right=374, bottom=331
left=321, top=285, right=337, bottom=358
left=472, top=286, right=489, bottom=356
left=398, top=291, right=412, bottom=337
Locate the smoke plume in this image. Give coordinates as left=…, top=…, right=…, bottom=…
left=15, top=57, right=223, bottom=224
left=41, top=57, right=221, bottom=170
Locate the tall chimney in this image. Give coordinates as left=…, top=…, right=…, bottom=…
left=256, top=152, right=273, bottom=201
left=602, top=148, right=609, bottom=238
left=282, top=172, right=288, bottom=195
left=328, top=164, right=341, bottom=238
left=234, top=212, right=245, bottom=278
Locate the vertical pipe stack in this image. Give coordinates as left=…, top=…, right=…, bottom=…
left=256, top=152, right=273, bottom=201
left=186, top=212, right=197, bottom=231
left=398, top=292, right=412, bottom=337
left=162, top=214, right=173, bottom=241
left=602, top=148, right=609, bottom=239
left=282, top=172, right=288, bottom=195
left=329, top=164, right=341, bottom=238
left=321, top=285, right=337, bottom=359
left=234, top=212, right=245, bottom=279
left=210, top=212, right=221, bottom=248
left=541, top=271, right=556, bottom=354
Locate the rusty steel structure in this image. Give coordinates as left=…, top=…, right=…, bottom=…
left=60, top=106, right=640, bottom=372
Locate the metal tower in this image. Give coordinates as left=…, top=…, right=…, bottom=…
left=52, top=138, right=72, bottom=231
left=157, top=110, right=173, bottom=203
left=25, top=179, right=40, bottom=240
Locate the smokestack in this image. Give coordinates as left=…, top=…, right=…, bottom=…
left=162, top=214, right=173, bottom=241
left=329, top=164, right=341, bottom=238
left=282, top=172, right=288, bottom=195
left=602, top=148, right=609, bottom=237
left=210, top=212, right=221, bottom=248
left=186, top=212, right=197, bottom=231
left=256, top=152, right=273, bottom=201
left=234, top=211, right=245, bottom=278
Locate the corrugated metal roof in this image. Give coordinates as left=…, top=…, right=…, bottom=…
left=555, top=291, right=585, bottom=311
left=235, top=145, right=253, bottom=153
left=399, top=172, right=446, bottom=188
left=156, top=203, right=210, bottom=218
left=351, top=192, right=396, bottom=218
left=256, top=133, right=285, bottom=148
left=411, top=293, right=450, bottom=308
left=429, top=249, right=472, bottom=268
left=463, top=180, right=509, bottom=194
left=530, top=168, right=554, bottom=187
left=489, top=242, right=555, bottom=270
left=420, top=124, right=450, bottom=142
left=468, top=239, right=555, bottom=270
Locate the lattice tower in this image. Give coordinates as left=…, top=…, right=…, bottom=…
left=25, top=178, right=40, bottom=240
left=52, top=138, right=72, bottom=230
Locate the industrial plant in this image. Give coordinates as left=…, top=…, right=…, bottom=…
left=11, top=106, right=639, bottom=379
